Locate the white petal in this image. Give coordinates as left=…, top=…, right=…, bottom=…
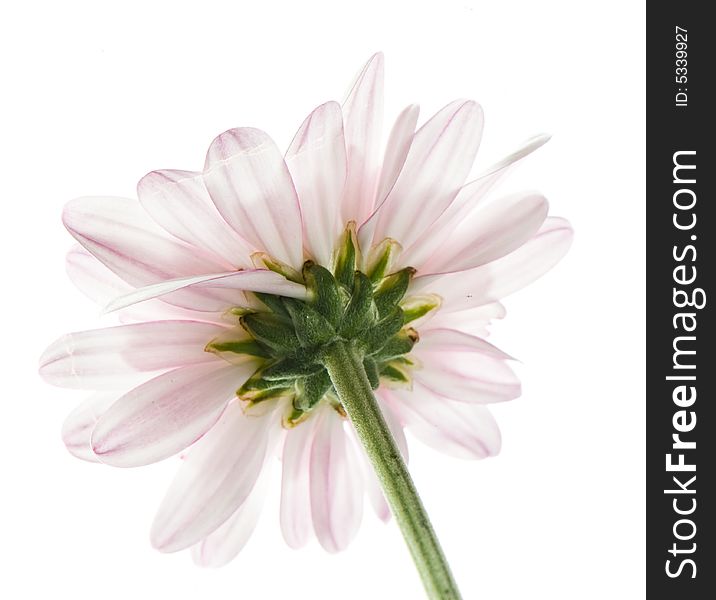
left=380, top=384, right=502, bottom=460
left=280, top=415, right=317, bottom=549
left=342, top=52, right=384, bottom=224
left=401, top=134, right=551, bottom=269
left=411, top=346, right=520, bottom=404
left=92, top=362, right=256, bottom=467
left=410, top=217, right=573, bottom=312
left=39, top=320, right=226, bottom=389
left=191, top=449, right=272, bottom=567
left=61, top=393, right=117, bottom=462
left=103, top=269, right=308, bottom=314
left=138, top=169, right=254, bottom=267
left=203, top=128, right=304, bottom=270
left=65, top=246, right=228, bottom=324
left=286, top=102, right=346, bottom=266
left=151, top=401, right=275, bottom=553
left=345, top=426, right=389, bottom=522
left=420, top=192, right=549, bottom=274
left=361, top=100, right=483, bottom=251
left=309, top=405, right=363, bottom=552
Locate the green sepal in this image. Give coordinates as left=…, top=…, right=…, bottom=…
left=251, top=252, right=304, bottom=283
left=365, top=238, right=401, bottom=283
left=362, top=306, right=405, bottom=353
left=253, top=291, right=290, bottom=318
left=363, top=356, right=380, bottom=390
left=240, top=313, right=300, bottom=353
left=379, top=361, right=412, bottom=386
left=340, top=272, right=377, bottom=338
left=205, top=338, right=271, bottom=359
left=370, top=328, right=418, bottom=361
left=262, top=356, right=322, bottom=381
left=284, top=404, right=309, bottom=428
left=333, top=223, right=358, bottom=288
left=282, top=298, right=336, bottom=348
left=238, top=368, right=295, bottom=401
left=295, top=370, right=332, bottom=411
left=303, top=261, right=343, bottom=328
left=400, top=293, right=442, bottom=324
left=373, top=267, right=415, bottom=317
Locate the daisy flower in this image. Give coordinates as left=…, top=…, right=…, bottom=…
left=39, top=54, right=572, bottom=599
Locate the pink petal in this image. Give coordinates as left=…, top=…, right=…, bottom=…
left=280, top=415, right=317, bottom=549
left=361, top=100, right=483, bottom=251
left=401, top=134, right=551, bottom=269
left=309, top=405, right=363, bottom=553
left=344, top=426, right=389, bottom=522
left=61, top=393, right=117, bottom=462
left=410, top=217, right=573, bottom=312
left=92, top=361, right=256, bottom=467
left=420, top=192, right=549, bottom=274
left=66, top=246, right=228, bottom=323
left=39, top=320, right=227, bottom=390
left=375, top=104, right=420, bottom=207
left=286, top=102, right=346, bottom=266
left=150, top=401, right=276, bottom=553
left=191, top=451, right=272, bottom=567
left=138, top=169, right=255, bottom=267
left=380, top=384, right=502, bottom=460
left=342, top=52, right=384, bottom=224
left=203, top=128, right=304, bottom=270
left=411, top=346, right=520, bottom=404
left=417, top=327, right=513, bottom=360
left=411, top=302, right=506, bottom=337
left=103, top=269, right=307, bottom=314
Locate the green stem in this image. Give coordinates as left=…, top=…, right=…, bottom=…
left=322, top=340, right=462, bottom=600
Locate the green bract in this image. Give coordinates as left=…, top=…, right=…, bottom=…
left=206, top=230, right=436, bottom=427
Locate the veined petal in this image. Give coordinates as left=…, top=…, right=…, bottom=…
left=103, top=269, right=308, bottom=314
left=309, top=405, right=363, bottom=553
left=39, top=320, right=226, bottom=389
left=138, top=169, right=254, bottom=267
left=63, top=196, right=230, bottom=280
left=417, top=302, right=505, bottom=338
left=203, top=128, right=303, bottom=270
left=361, top=100, right=483, bottom=251
left=401, top=134, right=551, bottom=269
left=380, top=384, right=502, bottom=460
left=286, top=102, right=346, bottom=266
left=151, top=401, right=276, bottom=553
left=417, top=328, right=513, bottom=360
left=342, top=52, right=384, bottom=224
left=280, top=414, right=317, bottom=549
left=61, top=393, right=117, bottom=462
left=375, top=104, right=420, bottom=206
left=66, top=246, right=228, bottom=324
left=411, top=346, right=520, bottom=404
left=92, top=361, right=256, bottom=467
left=410, top=217, right=573, bottom=312
left=344, top=425, right=389, bottom=522
left=420, top=192, right=549, bottom=275
left=191, top=449, right=273, bottom=567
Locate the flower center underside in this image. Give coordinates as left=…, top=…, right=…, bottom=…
left=205, top=225, right=440, bottom=426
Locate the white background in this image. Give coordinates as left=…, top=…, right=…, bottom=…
left=1, top=1, right=645, bottom=599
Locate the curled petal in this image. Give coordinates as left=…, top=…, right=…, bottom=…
left=61, top=393, right=118, bottom=462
